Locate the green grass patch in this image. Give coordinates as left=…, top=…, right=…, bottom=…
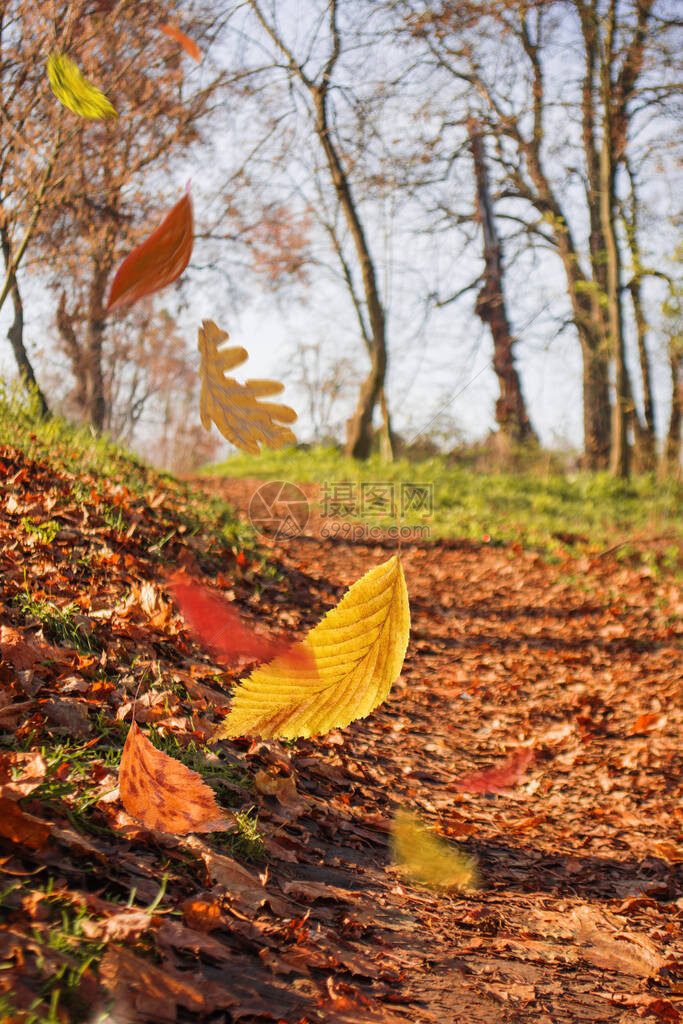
left=0, top=879, right=106, bottom=1024
left=207, top=446, right=682, bottom=568
left=12, top=589, right=101, bottom=654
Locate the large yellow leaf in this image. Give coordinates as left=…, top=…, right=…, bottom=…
left=47, top=54, right=117, bottom=120
left=215, top=555, right=410, bottom=740
left=198, top=320, right=297, bottom=454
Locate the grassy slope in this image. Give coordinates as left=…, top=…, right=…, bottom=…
left=206, top=446, right=682, bottom=572
left=0, top=387, right=265, bottom=1022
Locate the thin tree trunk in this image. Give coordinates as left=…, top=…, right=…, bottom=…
left=248, top=0, right=393, bottom=461
left=378, top=384, right=395, bottom=462
left=469, top=119, right=537, bottom=445
left=664, top=334, right=681, bottom=474
left=622, top=161, right=656, bottom=469
left=0, top=228, right=50, bottom=417
left=85, top=262, right=110, bottom=433
left=599, top=15, right=629, bottom=479
left=56, top=292, right=88, bottom=417
left=312, top=88, right=390, bottom=458
left=346, top=344, right=386, bottom=460
left=512, top=138, right=611, bottom=465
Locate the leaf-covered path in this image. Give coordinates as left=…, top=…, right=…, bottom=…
left=195, top=476, right=682, bottom=1024
left=1, top=451, right=680, bottom=1023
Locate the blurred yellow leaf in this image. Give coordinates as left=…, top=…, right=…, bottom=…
left=47, top=54, right=117, bottom=120
left=198, top=320, right=297, bottom=455
left=215, top=555, right=410, bottom=740
left=391, top=809, right=479, bottom=891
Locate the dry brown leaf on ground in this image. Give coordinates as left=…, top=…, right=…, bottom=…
left=99, top=946, right=238, bottom=1021
left=0, top=797, right=50, bottom=850
left=118, top=721, right=235, bottom=835
left=198, top=320, right=297, bottom=454
left=0, top=751, right=46, bottom=800
left=0, top=625, right=54, bottom=670
left=567, top=905, right=669, bottom=978
left=254, top=769, right=306, bottom=814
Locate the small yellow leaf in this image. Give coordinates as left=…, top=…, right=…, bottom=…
left=47, top=54, right=117, bottom=120
left=215, top=555, right=410, bottom=740
left=198, top=320, right=297, bottom=454
left=391, top=809, right=479, bottom=891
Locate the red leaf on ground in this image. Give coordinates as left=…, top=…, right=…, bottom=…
left=169, top=574, right=313, bottom=671
left=159, top=23, right=202, bottom=62
left=452, top=748, right=536, bottom=793
left=106, top=189, right=193, bottom=311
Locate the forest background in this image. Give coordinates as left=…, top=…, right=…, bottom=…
left=0, top=0, right=680, bottom=476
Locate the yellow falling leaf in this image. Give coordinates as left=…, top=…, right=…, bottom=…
left=215, top=555, right=410, bottom=740
left=391, top=809, right=479, bottom=891
left=47, top=54, right=117, bottom=120
left=198, top=320, right=297, bottom=454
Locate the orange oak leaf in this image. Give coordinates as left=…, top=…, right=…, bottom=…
left=106, top=189, right=193, bottom=311
left=159, top=23, right=202, bottom=62
left=452, top=748, right=535, bottom=794
left=169, top=574, right=313, bottom=671
left=119, top=721, right=234, bottom=835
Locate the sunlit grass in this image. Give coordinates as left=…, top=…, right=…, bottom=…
left=207, top=445, right=682, bottom=570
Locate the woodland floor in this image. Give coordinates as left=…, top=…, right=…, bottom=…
left=1, top=452, right=681, bottom=1024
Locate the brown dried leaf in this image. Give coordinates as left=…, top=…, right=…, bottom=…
left=567, top=906, right=667, bottom=978
left=0, top=797, right=50, bottom=850
left=119, top=721, right=234, bottom=835
left=99, top=946, right=237, bottom=1021
left=198, top=319, right=297, bottom=454
left=0, top=751, right=46, bottom=800
left=0, top=625, right=52, bottom=670
left=80, top=908, right=156, bottom=943
left=181, top=897, right=225, bottom=933
left=254, top=769, right=306, bottom=813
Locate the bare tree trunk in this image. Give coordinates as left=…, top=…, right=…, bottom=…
left=378, top=385, right=395, bottom=462
left=346, top=344, right=386, bottom=460
left=56, top=292, right=88, bottom=417
left=621, top=162, right=656, bottom=469
left=84, top=263, right=110, bottom=433
left=468, top=119, right=537, bottom=445
left=0, top=227, right=50, bottom=417
left=312, top=87, right=391, bottom=458
left=599, top=18, right=629, bottom=479
left=248, top=0, right=393, bottom=461
left=510, top=135, right=611, bottom=466
left=664, top=334, right=681, bottom=474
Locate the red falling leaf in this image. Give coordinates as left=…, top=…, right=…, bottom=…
left=119, top=721, right=234, bottom=835
left=169, top=574, right=313, bottom=671
left=159, top=23, right=202, bottom=62
left=106, top=189, right=193, bottom=311
left=452, top=748, right=535, bottom=794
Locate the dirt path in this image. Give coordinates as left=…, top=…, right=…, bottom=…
left=195, top=475, right=682, bottom=1024
left=1, top=452, right=680, bottom=1024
